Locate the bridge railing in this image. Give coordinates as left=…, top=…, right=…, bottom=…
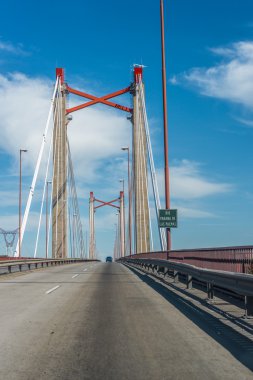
left=0, top=258, right=99, bottom=274
left=126, top=246, right=253, bottom=274
left=120, top=257, right=253, bottom=317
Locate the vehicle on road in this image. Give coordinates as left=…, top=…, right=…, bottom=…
left=106, top=256, right=113, bottom=262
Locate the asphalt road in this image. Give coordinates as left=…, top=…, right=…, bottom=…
left=0, top=262, right=252, bottom=380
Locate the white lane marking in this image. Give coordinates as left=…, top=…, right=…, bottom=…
left=83, top=269, right=87, bottom=272
left=72, top=274, right=79, bottom=279
left=46, top=285, right=60, bottom=295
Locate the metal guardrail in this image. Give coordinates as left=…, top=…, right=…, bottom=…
left=126, top=246, right=253, bottom=273
left=0, top=258, right=99, bottom=274
left=120, top=258, right=253, bottom=317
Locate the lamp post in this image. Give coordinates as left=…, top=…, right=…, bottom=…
left=85, top=230, right=88, bottom=259
left=46, top=180, right=52, bottom=259
left=121, top=147, right=132, bottom=257
left=19, top=149, right=28, bottom=258
left=116, top=212, right=121, bottom=258
left=73, top=213, right=77, bottom=258
left=113, top=223, right=117, bottom=260
left=160, top=0, right=171, bottom=251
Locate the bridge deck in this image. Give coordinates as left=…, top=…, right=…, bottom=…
left=0, top=262, right=252, bottom=379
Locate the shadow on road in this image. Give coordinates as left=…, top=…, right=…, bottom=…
left=126, top=264, right=253, bottom=373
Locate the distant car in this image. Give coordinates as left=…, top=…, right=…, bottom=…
left=106, top=256, right=113, bottom=262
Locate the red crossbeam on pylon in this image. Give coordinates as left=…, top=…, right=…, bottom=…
left=66, top=86, right=132, bottom=114
left=94, top=197, right=120, bottom=210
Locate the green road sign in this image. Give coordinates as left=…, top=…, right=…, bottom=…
left=159, top=209, right=178, bottom=228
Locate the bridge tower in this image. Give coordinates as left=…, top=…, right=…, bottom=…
left=89, top=192, right=125, bottom=259
left=132, top=67, right=150, bottom=254
left=52, top=68, right=68, bottom=258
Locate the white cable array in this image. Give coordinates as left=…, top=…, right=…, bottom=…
left=137, top=83, right=151, bottom=252
left=14, top=78, right=60, bottom=257
left=46, top=91, right=62, bottom=258
left=136, top=82, right=154, bottom=251
left=33, top=87, right=62, bottom=258
left=33, top=118, right=54, bottom=257
left=55, top=89, right=62, bottom=257
left=67, top=139, right=85, bottom=258
left=138, top=78, right=166, bottom=250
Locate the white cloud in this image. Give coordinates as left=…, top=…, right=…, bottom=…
left=151, top=160, right=232, bottom=220
left=234, top=117, right=253, bottom=128
left=157, top=159, right=232, bottom=200
left=174, top=41, right=253, bottom=109
left=0, top=190, right=19, bottom=207
left=177, top=206, right=215, bottom=219
left=169, top=75, right=177, bottom=85
left=0, top=40, right=28, bottom=55
left=0, top=73, right=53, bottom=172
left=68, top=106, right=130, bottom=182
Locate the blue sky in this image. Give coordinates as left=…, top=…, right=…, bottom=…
left=0, top=0, right=253, bottom=258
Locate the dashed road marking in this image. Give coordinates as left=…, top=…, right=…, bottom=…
left=46, top=285, right=60, bottom=295
left=72, top=274, right=79, bottom=279
left=83, top=269, right=87, bottom=272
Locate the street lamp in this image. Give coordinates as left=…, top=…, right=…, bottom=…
left=113, top=223, right=117, bottom=260
left=121, top=146, right=132, bottom=257
left=119, top=178, right=124, bottom=193
left=73, top=213, right=77, bottom=258
left=19, top=149, right=28, bottom=258
left=46, top=180, right=52, bottom=259
left=116, top=212, right=120, bottom=259
left=160, top=0, right=171, bottom=251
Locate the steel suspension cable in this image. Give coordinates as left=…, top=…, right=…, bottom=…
left=138, top=79, right=166, bottom=250
left=136, top=81, right=154, bottom=251
left=67, top=139, right=85, bottom=258
left=46, top=90, right=62, bottom=258
left=14, top=78, right=59, bottom=257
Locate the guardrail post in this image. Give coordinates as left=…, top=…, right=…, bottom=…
left=186, top=275, right=192, bottom=289
left=173, top=270, right=179, bottom=283
left=19, top=264, right=22, bottom=272
left=207, top=283, right=214, bottom=300
left=245, top=296, right=253, bottom=318
left=28, top=263, right=31, bottom=270
left=8, top=265, right=11, bottom=273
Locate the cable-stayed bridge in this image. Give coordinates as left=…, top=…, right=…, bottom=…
left=0, top=65, right=253, bottom=379
left=10, top=65, right=166, bottom=262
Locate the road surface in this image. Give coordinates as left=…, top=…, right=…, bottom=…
left=0, top=262, right=252, bottom=379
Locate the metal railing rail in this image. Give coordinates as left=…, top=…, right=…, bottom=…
left=0, top=258, right=100, bottom=274
left=120, top=258, right=253, bottom=317
left=125, top=246, right=253, bottom=273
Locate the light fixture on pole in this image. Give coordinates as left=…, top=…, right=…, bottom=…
left=46, top=180, right=52, bottom=259
left=119, top=178, right=125, bottom=193
left=19, top=149, right=28, bottom=258
left=121, top=146, right=132, bottom=257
